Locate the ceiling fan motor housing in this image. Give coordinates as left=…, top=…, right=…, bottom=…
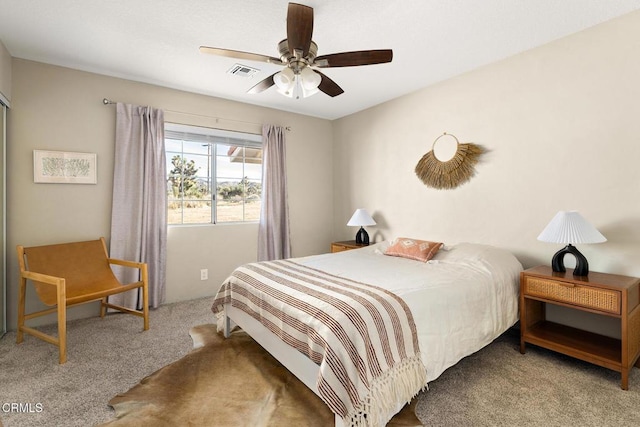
left=278, top=39, right=317, bottom=71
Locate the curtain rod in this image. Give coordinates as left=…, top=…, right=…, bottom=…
left=102, top=98, right=291, bottom=131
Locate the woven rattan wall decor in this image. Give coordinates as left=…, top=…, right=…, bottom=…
left=415, top=132, right=485, bottom=190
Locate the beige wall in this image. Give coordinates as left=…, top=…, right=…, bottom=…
left=332, top=11, right=640, bottom=335
left=0, top=39, right=10, bottom=104
left=6, top=59, right=333, bottom=330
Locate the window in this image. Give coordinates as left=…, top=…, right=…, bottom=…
left=165, top=123, right=262, bottom=225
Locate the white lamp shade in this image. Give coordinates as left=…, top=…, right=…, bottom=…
left=347, top=209, right=376, bottom=227
left=276, top=85, right=295, bottom=98
left=300, top=67, right=321, bottom=90
left=274, top=67, right=295, bottom=90
left=537, top=211, right=606, bottom=244
left=301, top=85, right=319, bottom=97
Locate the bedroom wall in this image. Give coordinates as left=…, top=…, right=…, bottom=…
left=332, top=12, right=640, bottom=334
left=6, top=59, right=333, bottom=330
left=0, top=39, right=10, bottom=104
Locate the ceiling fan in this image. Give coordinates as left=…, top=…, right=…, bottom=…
left=200, top=2, right=393, bottom=99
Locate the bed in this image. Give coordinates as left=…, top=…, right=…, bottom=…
left=211, top=239, right=523, bottom=426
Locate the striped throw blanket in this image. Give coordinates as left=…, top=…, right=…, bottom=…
left=211, top=259, right=427, bottom=426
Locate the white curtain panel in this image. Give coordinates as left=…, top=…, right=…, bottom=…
left=258, top=124, right=291, bottom=261
left=109, top=103, right=167, bottom=309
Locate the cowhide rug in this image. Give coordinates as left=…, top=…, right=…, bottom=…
left=103, top=324, right=422, bottom=426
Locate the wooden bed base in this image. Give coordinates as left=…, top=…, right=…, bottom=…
left=223, top=304, right=408, bottom=426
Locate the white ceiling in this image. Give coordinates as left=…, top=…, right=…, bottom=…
left=1, top=0, right=640, bottom=120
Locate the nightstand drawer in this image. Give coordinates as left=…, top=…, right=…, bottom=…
left=331, top=241, right=365, bottom=253
left=524, top=277, right=621, bottom=315
left=331, top=243, right=353, bottom=253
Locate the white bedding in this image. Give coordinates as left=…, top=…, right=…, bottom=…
left=293, top=241, right=523, bottom=382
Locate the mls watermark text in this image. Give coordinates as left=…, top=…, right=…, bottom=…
left=2, top=402, right=44, bottom=413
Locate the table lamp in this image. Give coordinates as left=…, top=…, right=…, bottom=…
left=537, top=210, right=606, bottom=277
left=347, top=209, right=376, bottom=245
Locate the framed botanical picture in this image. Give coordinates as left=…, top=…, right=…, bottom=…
left=33, top=150, right=97, bottom=184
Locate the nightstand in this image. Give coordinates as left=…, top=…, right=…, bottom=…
left=330, top=240, right=367, bottom=253
left=520, top=265, right=640, bottom=390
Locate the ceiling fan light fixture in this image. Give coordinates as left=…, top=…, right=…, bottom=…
left=274, top=67, right=320, bottom=99
left=274, top=67, right=295, bottom=90
left=300, top=84, right=319, bottom=98
left=276, top=84, right=295, bottom=98
left=300, top=66, right=321, bottom=90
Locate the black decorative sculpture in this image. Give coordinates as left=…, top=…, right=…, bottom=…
left=551, top=244, right=589, bottom=277
left=355, top=226, right=370, bottom=245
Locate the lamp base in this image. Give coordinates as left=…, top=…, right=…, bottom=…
left=551, top=244, right=589, bottom=276
left=355, top=227, right=370, bottom=245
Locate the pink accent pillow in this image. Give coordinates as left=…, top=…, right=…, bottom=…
left=384, top=238, right=443, bottom=262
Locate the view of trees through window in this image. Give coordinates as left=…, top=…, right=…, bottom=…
left=165, top=125, right=262, bottom=225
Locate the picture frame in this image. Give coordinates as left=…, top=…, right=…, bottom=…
left=33, top=150, right=97, bottom=184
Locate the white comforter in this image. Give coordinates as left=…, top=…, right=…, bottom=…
left=295, top=241, right=523, bottom=382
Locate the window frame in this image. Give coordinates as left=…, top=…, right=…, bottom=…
left=165, top=123, right=263, bottom=226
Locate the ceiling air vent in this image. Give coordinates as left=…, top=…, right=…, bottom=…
left=227, top=63, right=260, bottom=78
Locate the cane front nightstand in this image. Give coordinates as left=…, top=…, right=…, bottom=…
left=520, top=265, right=640, bottom=390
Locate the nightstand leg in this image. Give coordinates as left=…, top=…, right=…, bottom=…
left=621, top=369, right=629, bottom=390
left=520, top=338, right=526, bottom=354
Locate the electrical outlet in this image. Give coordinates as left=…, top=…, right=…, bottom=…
left=200, top=269, right=208, bottom=281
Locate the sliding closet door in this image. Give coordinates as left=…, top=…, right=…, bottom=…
left=0, top=102, right=5, bottom=335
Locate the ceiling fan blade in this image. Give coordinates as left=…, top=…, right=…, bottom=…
left=316, top=71, right=344, bottom=97
left=200, top=46, right=284, bottom=65
left=314, top=49, right=393, bottom=68
left=287, top=3, right=314, bottom=57
left=247, top=73, right=277, bottom=94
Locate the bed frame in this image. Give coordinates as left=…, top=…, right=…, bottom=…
left=222, top=304, right=407, bottom=426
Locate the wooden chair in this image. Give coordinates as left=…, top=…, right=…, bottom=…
left=16, top=237, right=149, bottom=363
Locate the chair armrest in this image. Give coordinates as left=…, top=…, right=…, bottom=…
left=21, top=270, right=65, bottom=286
left=108, top=258, right=147, bottom=270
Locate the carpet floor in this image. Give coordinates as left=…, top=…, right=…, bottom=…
left=101, top=324, right=420, bottom=426
left=1, top=296, right=639, bottom=426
